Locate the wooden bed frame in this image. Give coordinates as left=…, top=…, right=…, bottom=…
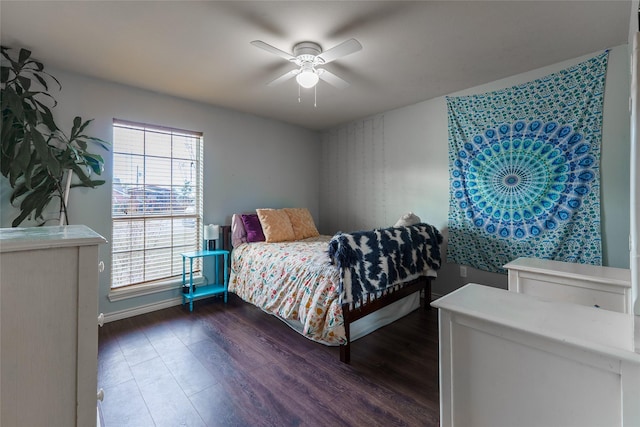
left=340, top=276, right=432, bottom=363
left=220, top=225, right=433, bottom=363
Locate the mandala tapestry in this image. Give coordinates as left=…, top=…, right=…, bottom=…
left=447, top=51, right=609, bottom=273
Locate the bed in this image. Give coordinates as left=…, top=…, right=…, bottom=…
left=224, top=209, right=443, bottom=363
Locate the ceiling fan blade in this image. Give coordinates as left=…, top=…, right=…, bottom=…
left=250, top=40, right=295, bottom=61
left=267, top=69, right=300, bottom=86
left=317, top=69, right=350, bottom=89
left=317, top=38, right=362, bottom=64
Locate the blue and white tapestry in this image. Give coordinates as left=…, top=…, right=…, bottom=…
left=447, top=51, right=609, bottom=273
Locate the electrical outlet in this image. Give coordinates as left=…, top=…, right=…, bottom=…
left=460, top=265, right=467, bottom=278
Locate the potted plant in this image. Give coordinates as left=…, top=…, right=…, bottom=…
left=1, top=45, right=109, bottom=227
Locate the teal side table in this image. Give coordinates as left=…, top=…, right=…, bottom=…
left=181, top=249, right=229, bottom=312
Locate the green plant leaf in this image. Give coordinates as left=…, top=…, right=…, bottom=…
left=73, top=117, right=92, bottom=138
left=32, top=73, right=49, bottom=91
left=82, top=153, right=104, bottom=174
left=31, top=90, right=57, bottom=109
left=6, top=90, right=25, bottom=118
left=2, top=50, right=21, bottom=75
left=17, top=75, right=31, bottom=91
left=34, top=192, right=54, bottom=219
left=10, top=182, right=29, bottom=204
left=2, top=44, right=108, bottom=227
left=11, top=208, right=30, bottom=227
left=1, top=95, right=10, bottom=113
left=39, top=69, right=60, bottom=90
left=34, top=99, right=58, bottom=132
left=23, top=150, right=39, bottom=190
left=71, top=179, right=105, bottom=189
left=12, top=183, right=53, bottom=227
left=8, top=167, right=47, bottom=204
left=15, top=133, right=32, bottom=170
left=76, top=138, right=88, bottom=151
left=0, top=46, right=11, bottom=60
left=30, top=130, right=60, bottom=177
left=70, top=163, right=94, bottom=187
left=17, top=48, right=31, bottom=66
left=0, top=126, right=20, bottom=177
left=20, top=91, right=43, bottom=102
left=1, top=66, right=9, bottom=83
left=84, top=136, right=111, bottom=151
left=1, top=114, right=20, bottom=150
left=8, top=132, right=30, bottom=184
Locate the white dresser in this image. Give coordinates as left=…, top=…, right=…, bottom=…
left=0, top=225, right=106, bottom=427
left=504, top=257, right=632, bottom=314
left=433, top=284, right=640, bottom=427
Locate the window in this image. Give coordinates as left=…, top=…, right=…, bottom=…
left=111, top=120, right=203, bottom=289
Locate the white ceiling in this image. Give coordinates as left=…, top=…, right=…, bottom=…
left=0, top=1, right=632, bottom=131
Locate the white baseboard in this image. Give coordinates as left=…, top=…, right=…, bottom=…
left=103, top=297, right=183, bottom=323
left=103, top=291, right=444, bottom=324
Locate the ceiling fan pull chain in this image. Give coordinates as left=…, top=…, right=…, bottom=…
left=314, top=85, right=317, bottom=108
left=298, top=84, right=301, bottom=103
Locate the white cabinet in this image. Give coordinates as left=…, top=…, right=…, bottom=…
left=504, top=257, right=632, bottom=314
left=432, top=284, right=640, bottom=427
left=0, top=225, right=106, bottom=427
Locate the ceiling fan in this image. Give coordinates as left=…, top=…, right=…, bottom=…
left=250, top=38, right=362, bottom=89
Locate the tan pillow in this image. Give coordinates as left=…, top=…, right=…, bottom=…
left=256, top=208, right=296, bottom=242
left=283, top=208, right=319, bottom=240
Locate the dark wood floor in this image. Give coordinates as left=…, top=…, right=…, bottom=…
left=98, top=294, right=440, bottom=426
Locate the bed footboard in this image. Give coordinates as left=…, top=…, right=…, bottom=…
left=339, top=276, right=432, bottom=363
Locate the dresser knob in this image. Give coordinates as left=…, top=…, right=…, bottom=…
left=98, top=313, right=105, bottom=327
left=97, top=388, right=104, bottom=402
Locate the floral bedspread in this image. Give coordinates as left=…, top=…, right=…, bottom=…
left=229, top=236, right=346, bottom=345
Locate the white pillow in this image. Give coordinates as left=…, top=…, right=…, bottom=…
left=394, top=212, right=421, bottom=227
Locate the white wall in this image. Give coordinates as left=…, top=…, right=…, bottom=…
left=321, top=45, right=631, bottom=297
left=629, top=1, right=639, bottom=315
left=630, top=1, right=639, bottom=45
left=0, top=69, right=321, bottom=316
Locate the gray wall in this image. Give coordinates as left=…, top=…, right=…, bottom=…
left=320, top=45, right=631, bottom=297
left=0, top=69, right=321, bottom=317
left=1, top=45, right=631, bottom=315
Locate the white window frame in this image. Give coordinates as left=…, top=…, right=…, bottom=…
left=110, top=119, right=203, bottom=298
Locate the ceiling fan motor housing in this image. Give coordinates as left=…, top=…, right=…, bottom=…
left=293, top=42, right=324, bottom=65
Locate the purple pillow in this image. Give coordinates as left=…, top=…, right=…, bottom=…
left=241, top=214, right=265, bottom=243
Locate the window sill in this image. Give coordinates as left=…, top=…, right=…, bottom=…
left=108, top=276, right=204, bottom=302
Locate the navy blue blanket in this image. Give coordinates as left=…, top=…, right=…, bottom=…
left=328, top=223, right=443, bottom=303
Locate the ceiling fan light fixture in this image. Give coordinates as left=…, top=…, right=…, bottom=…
left=296, top=70, right=319, bottom=88
left=252, top=38, right=361, bottom=91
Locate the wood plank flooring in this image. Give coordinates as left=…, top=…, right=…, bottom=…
left=98, top=294, right=440, bottom=426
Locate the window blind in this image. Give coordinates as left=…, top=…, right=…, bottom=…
left=111, top=120, right=203, bottom=289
